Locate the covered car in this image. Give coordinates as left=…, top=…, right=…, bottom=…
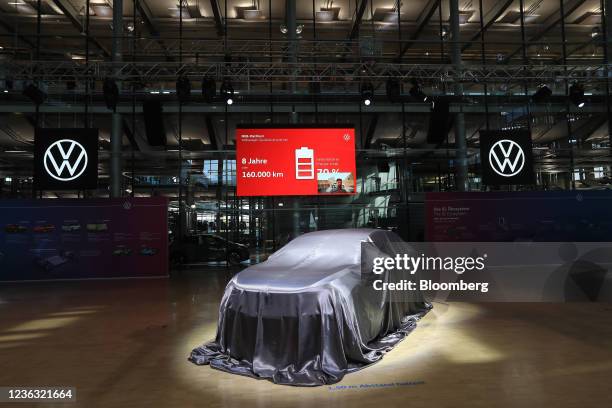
left=189, top=229, right=431, bottom=386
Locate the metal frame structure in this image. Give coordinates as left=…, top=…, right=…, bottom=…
left=2, top=0, right=612, bottom=201
left=3, top=60, right=610, bottom=85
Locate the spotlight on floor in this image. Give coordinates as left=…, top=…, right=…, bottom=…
left=103, top=78, right=119, bottom=111
left=532, top=84, right=552, bottom=103
left=176, top=76, right=191, bottom=103
left=360, top=81, right=374, bottom=106
left=202, top=76, right=216, bottom=103
left=386, top=78, right=401, bottom=103
left=22, top=83, right=46, bottom=106
left=220, top=79, right=234, bottom=105
left=409, top=79, right=427, bottom=102
left=569, top=83, right=585, bottom=108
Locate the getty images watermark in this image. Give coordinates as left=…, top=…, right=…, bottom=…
left=371, top=253, right=490, bottom=293
left=361, top=242, right=612, bottom=302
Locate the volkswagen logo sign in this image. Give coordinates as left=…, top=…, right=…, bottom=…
left=488, top=139, right=525, bottom=177
left=43, top=139, right=89, bottom=182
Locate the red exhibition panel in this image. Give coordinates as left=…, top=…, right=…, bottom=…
left=236, top=128, right=356, bottom=196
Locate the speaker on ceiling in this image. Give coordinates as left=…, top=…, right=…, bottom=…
left=426, top=97, right=454, bottom=145
left=143, top=100, right=167, bottom=146
left=23, top=83, right=46, bottom=106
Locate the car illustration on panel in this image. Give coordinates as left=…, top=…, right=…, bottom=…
left=61, top=223, right=81, bottom=232
left=33, top=224, right=55, bottom=233
left=86, top=223, right=108, bottom=232
left=37, top=251, right=75, bottom=271
left=112, top=246, right=133, bottom=256
left=5, top=224, right=28, bottom=233
left=139, top=246, right=159, bottom=256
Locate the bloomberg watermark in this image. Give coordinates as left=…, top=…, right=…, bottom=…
left=361, top=242, right=612, bottom=302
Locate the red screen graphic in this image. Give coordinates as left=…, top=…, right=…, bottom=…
left=236, top=128, right=356, bottom=196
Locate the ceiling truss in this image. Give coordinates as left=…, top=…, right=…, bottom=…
left=3, top=60, right=609, bottom=85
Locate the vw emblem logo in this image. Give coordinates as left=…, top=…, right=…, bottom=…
left=488, top=139, right=525, bottom=177
left=343, top=133, right=351, bottom=141
left=43, top=139, right=88, bottom=181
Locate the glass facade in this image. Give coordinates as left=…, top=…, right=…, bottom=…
left=2, top=0, right=612, bottom=263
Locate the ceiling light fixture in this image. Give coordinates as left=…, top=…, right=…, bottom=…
left=458, top=10, right=474, bottom=25
left=280, top=24, right=303, bottom=34
left=316, top=1, right=340, bottom=21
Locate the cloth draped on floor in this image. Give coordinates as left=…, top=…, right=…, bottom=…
left=189, top=229, right=431, bottom=386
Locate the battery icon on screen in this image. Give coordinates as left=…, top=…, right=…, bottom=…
left=295, top=147, right=314, bottom=180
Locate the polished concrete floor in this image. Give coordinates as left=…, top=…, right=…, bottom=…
left=1, top=268, right=611, bottom=408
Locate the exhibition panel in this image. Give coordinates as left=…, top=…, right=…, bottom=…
left=425, top=191, right=612, bottom=242
left=0, top=197, right=169, bottom=280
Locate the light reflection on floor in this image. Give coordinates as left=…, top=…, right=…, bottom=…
left=0, top=269, right=611, bottom=408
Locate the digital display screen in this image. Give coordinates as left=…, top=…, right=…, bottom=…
left=236, top=127, right=356, bottom=196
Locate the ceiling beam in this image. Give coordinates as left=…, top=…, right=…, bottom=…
left=348, top=0, right=368, bottom=40
left=209, top=0, right=224, bottom=37
left=136, top=0, right=160, bottom=37
left=505, top=0, right=588, bottom=61
left=51, top=0, right=111, bottom=58
left=461, top=0, right=513, bottom=52
left=398, top=0, right=440, bottom=58
left=553, top=37, right=597, bottom=63
left=0, top=15, right=37, bottom=49
left=135, top=0, right=172, bottom=61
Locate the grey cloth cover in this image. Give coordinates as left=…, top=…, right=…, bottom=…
left=189, top=229, right=431, bottom=386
